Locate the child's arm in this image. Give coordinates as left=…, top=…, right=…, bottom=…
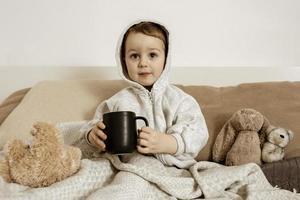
left=143, top=96, right=208, bottom=169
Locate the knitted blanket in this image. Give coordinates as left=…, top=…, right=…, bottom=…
left=0, top=152, right=299, bottom=200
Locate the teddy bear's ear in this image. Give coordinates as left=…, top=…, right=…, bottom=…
left=287, top=130, right=294, bottom=141
left=266, top=125, right=276, bottom=135
left=31, top=123, right=39, bottom=136
left=55, top=131, right=64, bottom=144
left=31, top=121, right=45, bottom=136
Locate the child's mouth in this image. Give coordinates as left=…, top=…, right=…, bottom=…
left=138, top=72, right=151, bottom=76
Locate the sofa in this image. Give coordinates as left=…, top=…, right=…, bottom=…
left=0, top=80, right=299, bottom=196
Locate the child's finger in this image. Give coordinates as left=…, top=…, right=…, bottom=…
left=96, top=121, right=106, bottom=130
left=137, top=145, right=150, bottom=154
left=140, top=126, right=152, bottom=133
left=138, top=131, right=149, bottom=139
left=91, top=132, right=106, bottom=150
left=95, top=129, right=107, bottom=140
left=138, top=138, right=148, bottom=147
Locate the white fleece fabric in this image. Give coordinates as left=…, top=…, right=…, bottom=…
left=80, top=20, right=209, bottom=169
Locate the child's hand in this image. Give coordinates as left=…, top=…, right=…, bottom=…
left=88, top=121, right=107, bottom=152
left=137, top=127, right=177, bottom=155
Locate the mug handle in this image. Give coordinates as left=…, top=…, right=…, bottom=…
left=135, top=116, right=149, bottom=127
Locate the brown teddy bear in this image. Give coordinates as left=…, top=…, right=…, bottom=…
left=262, top=126, right=293, bottom=163
left=0, top=122, right=82, bottom=187
left=212, top=108, right=271, bottom=166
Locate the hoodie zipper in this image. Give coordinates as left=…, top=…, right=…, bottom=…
left=147, top=90, right=155, bottom=128
left=148, top=91, right=153, bottom=103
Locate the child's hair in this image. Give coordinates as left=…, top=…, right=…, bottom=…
left=120, top=21, right=169, bottom=69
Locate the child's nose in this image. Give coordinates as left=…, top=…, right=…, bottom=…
left=138, top=56, right=148, bottom=68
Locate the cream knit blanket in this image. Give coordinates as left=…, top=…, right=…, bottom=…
left=0, top=152, right=299, bottom=200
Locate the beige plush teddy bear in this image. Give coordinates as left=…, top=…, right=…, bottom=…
left=0, top=122, right=82, bottom=187
left=212, top=108, right=271, bottom=166
left=262, top=126, right=293, bottom=163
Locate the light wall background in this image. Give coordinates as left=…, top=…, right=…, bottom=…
left=0, top=0, right=300, bottom=102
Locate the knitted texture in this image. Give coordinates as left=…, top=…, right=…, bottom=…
left=1, top=153, right=299, bottom=200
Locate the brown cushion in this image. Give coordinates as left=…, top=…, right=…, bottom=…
left=183, top=81, right=300, bottom=161
left=0, top=80, right=299, bottom=162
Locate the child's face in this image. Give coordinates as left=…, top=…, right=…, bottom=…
left=124, top=32, right=166, bottom=87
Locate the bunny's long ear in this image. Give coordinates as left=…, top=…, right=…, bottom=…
left=287, top=130, right=294, bottom=141
left=212, top=120, right=238, bottom=163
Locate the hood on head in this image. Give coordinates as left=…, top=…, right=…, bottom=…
left=115, top=19, right=171, bottom=90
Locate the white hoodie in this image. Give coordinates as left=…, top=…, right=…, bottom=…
left=80, top=20, right=208, bottom=168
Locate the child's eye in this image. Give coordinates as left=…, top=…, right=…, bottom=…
left=130, top=54, right=139, bottom=59
left=149, top=53, right=158, bottom=58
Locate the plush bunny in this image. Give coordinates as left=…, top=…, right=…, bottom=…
left=262, top=126, right=293, bottom=163
left=0, top=122, right=81, bottom=187
left=212, top=108, right=270, bottom=166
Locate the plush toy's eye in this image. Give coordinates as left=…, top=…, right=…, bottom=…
left=280, top=134, right=285, bottom=138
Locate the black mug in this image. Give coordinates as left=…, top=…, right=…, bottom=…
left=103, top=111, right=149, bottom=154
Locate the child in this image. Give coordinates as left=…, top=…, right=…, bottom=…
left=81, top=20, right=208, bottom=169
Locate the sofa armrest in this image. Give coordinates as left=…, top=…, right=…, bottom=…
left=0, top=88, right=30, bottom=125
left=261, top=157, right=300, bottom=192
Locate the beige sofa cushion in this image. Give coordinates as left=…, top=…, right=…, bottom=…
left=0, top=80, right=299, bottom=162
left=0, top=80, right=128, bottom=148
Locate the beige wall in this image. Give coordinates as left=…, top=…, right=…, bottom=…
left=0, top=0, right=299, bottom=67
left=0, top=0, right=299, bottom=102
